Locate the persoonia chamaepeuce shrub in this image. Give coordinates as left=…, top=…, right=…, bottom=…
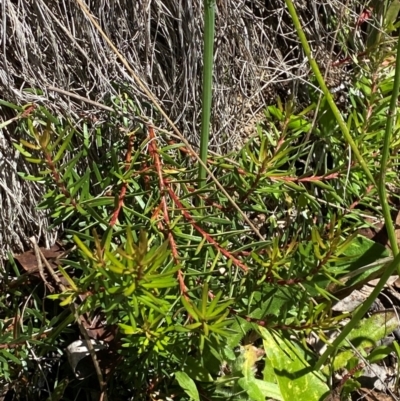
left=5, top=86, right=399, bottom=399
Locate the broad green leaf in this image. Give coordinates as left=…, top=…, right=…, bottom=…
left=260, top=327, right=329, bottom=401
left=312, top=236, right=390, bottom=297
left=344, top=310, right=398, bottom=347
left=338, top=236, right=389, bottom=269
left=238, top=377, right=283, bottom=401
left=329, top=311, right=399, bottom=371
left=228, top=288, right=290, bottom=348
left=267, top=105, right=284, bottom=120
left=175, top=371, right=200, bottom=401
left=328, top=349, right=354, bottom=373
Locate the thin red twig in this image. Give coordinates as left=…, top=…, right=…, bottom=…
left=166, top=184, right=249, bottom=272
left=148, top=126, right=188, bottom=295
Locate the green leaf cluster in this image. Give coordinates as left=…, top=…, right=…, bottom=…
left=3, top=33, right=400, bottom=398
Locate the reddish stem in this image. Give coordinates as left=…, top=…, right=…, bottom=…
left=148, top=126, right=188, bottom=295
left=166, top=184, right=249, bottom=272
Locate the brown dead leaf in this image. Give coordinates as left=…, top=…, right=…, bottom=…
left=357, top=209, right=400, bottom=251
left=358, top=222, right=385, bottom=244
left=359, top=388, right=396, bottom=401
left=14, top=243, right=66, bottom=275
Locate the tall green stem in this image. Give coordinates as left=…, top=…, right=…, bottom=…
left=284, top=0, right=375, bottom=186
left=378, top=36, right=400, bottom=255
left=286, top=0, right=400, bottom=368
left=198, top=0, right=215, bottom=188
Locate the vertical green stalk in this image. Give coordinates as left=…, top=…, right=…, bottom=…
left=315, top=251, right=400, bottom=369
left=198, top=0, right=215, bottom=188
left=286, top=0, right=400, bottom=368
left=287, top=0, right=399, bottom=259
left=378, top=36, right=400, bottom=255
left=284, top=0, right=375, bottom=186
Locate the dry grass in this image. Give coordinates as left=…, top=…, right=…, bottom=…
left=0, top=0, right=370, bottom=257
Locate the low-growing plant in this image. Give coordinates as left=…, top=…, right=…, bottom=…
left=1, top=1, right=400, bottom=400
left=1, top=67, right=398, bottom=398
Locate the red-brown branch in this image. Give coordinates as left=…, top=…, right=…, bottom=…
left=148, top=126, right=188, bottom=295
left=166, top=184, right=249, bottom=272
